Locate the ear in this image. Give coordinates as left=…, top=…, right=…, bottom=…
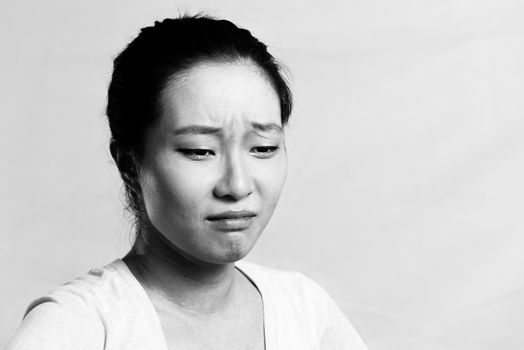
left=110, top=140, right=141, bottom=193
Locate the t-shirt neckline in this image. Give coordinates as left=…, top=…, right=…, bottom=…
left=111, top=258, right=274, bottom=350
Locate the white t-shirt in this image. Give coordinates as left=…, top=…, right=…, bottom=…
left=6, top=259, right=367, bottom=349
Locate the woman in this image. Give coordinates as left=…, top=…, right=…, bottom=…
left=6, top=15, right=367, bottom=349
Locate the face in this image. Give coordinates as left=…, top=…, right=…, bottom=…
left=137, top=62, right=287, bottom=265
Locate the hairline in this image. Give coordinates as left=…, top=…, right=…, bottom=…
left=164, top=57, right=277, bottom=96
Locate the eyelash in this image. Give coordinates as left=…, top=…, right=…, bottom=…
left=250, top=146, right=279, bottom=157
left=178, top=146, right=279, bottom=160
left=178, top=149, right=215, bottom=160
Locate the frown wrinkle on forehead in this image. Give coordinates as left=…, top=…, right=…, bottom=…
left=158, top=62, right=281, bottom=134
left=171, top=122, right=283, bottom=138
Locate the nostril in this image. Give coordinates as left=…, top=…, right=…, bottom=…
left=213, top=176, right=254, bottom=201
left=213, top=159, right=254, bottom=200
left=213, top=192, right=242, bottom=202
left=213, top=180, right=254, bottom=201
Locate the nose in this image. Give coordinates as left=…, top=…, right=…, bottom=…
left=213, top=153, right=254, bottom=201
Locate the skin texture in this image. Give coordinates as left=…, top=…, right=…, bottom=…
left=139, top=61, right=287, bottom=266
left=122, top=61, right=287, bottom=349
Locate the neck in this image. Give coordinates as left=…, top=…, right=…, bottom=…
left=123, top=227, right=239, bottom=314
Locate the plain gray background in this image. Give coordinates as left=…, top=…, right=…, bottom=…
left=2, top=0, right=524, bottom=348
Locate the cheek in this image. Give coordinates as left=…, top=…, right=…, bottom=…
left=256, top=156, right=288, bottom=203
left=139, top=162, right=209, bottom=223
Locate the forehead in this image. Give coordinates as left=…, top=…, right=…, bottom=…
left=158, top=62, right=281, bottom=130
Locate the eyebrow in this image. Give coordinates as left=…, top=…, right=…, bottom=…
left=172, top=122, right=283, bottom=136
left=172, top=125, right=222, bottom=136
left=251, top=122, right=284, bottom=134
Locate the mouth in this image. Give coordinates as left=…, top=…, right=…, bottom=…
left=206, top=210, right=257, bottom=231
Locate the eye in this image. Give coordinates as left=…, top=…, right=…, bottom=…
left=250, top=146, right=279, bottom=158
left=178, top=148, right=215, bottom=160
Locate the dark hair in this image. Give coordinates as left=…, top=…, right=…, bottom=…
left=106, top=14, right=293, bottom=240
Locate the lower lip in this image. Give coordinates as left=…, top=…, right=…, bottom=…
left=207, top=217, right=255, bottom=231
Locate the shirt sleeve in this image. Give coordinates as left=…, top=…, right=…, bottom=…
left=5, top=295, right=105, bottom=350
left=298, top=273, right=368, bottom=350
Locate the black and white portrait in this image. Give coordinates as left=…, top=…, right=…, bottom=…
left=2, top=1, right=523, bottom=349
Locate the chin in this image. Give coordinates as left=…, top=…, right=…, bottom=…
left=221, top=251, right=248, bottom=264
left=201, top=249, right=249, bottom=265
left=207, top=234, right=256, bottom=264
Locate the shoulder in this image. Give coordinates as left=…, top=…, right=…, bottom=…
left=236, top=259, right=312, bottom=287
left=24, top=259, right=125, bottom=317
left=236, top=260, right=336, bottom=308
left=6, top=260, right=127, bottom=350
left=236, top=261, right=368, bottom=349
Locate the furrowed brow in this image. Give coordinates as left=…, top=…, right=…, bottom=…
left=251, top=122, right=284, bottom=134
left=172, top=125, right=222, bottom=136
